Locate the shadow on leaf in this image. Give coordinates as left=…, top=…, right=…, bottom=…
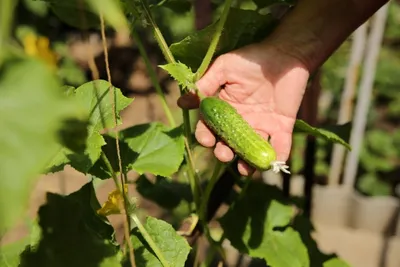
left=18, top=182, right=119, bottom=267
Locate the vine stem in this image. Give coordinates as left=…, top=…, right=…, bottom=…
left=199, top=160, right=224, bottom=223
left=0, top=0, right=16, bottom=66
left=140, top=0, right=175, bottom=65
left=101, top=152, right=137, bottom=266
left=138, top=0, right=201, bottom=209
left=131, top=214, right=170, bottom=267
left=130, top=27, right=176, bottom=127
left=195, top=0, right=233, bottom=79
left=199, top=160, right=226, bottom=260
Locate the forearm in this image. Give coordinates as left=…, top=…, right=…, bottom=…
left=263, top=0, right=389, bottom=73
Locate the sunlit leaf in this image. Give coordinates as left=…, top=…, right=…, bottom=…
left=0, top=58, right=78, bottom=232
left=90, top=123, right=185, bottom=179
left=159, top=62, right=196, bottom=90
left=47, top=80, right=132, bottom=174
left=125, top=217, right=190, bottom=267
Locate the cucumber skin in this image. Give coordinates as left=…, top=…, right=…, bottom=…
left=199, top=97, right=276, bottom=170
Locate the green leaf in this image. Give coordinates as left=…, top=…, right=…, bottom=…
left=252, top=0, right=295, bottom=9
left=19, top=182, right=119, bottom=267
left=90, top=123, right=185, bottom=179
left=122, top=123, right=185, bottom=176
left=219, top=182, right=309, bottom=267
left=135, top=175, right=192, bottom=209
left=294, top=120, right=351, bottom=150
left=159, top=62, right=196, bottom=90
left=357, top=174, right=392, bottom=196
left=23, top=0, right=49, bottom=17
left=85, top=0, right=129, bottom=31
left=170, top=8, right=276, bottom=71
left=125, top=217, right=190, bottom=267
left=47, top=80, right=132, bottom=174
left=45, top=0, right=101, bottom=29
left=41, top=0, right=128, bottom=30
left=0, top=238, right=30, bottom=267
left=0, top=58, right=78, bottom=232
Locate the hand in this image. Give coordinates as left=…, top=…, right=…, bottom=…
left=178, top=42, right=310, bottom=176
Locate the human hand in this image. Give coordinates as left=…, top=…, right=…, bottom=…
left=178, top=42, right=310, bottom=176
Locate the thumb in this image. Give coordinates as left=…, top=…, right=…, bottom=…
left=196, top=56, right=226, bottom=97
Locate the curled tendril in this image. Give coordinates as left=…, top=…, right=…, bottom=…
left=270, top=161, right=291, bottom=174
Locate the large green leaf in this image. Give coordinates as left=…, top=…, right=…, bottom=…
left=47, top=80, right=133, bottom=174
left=125, top=216, right=190, bottom=267
left=219, top=182, right=309, bottom=267
left=169, top=8, right=276, bottom=71
left=41, top=0, right=128, bottom=30
left=135, top=175, right=192, bottom=210
left=0, top=238, right=30, bottom=267
left=90, top=123, right=185, bottom=179
left=294, top=120, right=351, bottom=150
left=19, top=182, right=119, bottom=267
left=0, top=58, right=78, bottom=232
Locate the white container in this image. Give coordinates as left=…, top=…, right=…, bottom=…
left=349, top=192, right=399, bottom=234
left=311, top=185, right=353, bottom=227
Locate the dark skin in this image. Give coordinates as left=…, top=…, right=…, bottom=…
left=178, top=0, right=389, bottom=176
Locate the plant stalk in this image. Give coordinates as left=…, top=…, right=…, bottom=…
left=0, top=0, right=17, bottom=66
left=130, top=27, right=176, bottom=127
left=196, top=0, right=233, bottom=79
left=200, top=160, right=224, bottom=223
left=138, top=0, right=202, bottom=209
left=140, top=0, right=175, bottom=65
left=131, top=214, right=170, bottom=267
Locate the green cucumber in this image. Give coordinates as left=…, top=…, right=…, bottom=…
left=199, top=96, right=278, bottom=171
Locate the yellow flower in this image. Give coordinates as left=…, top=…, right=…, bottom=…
left=97, top=185, right=129, bottom=217
left=23, top=33, right=58, bottom=68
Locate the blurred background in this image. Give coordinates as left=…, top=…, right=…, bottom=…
left=2, top=0, right=400, bottom=266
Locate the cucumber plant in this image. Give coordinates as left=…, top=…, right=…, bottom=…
left=0, top=0, right=353, bottom=267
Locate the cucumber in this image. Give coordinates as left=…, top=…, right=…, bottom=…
left=199, top=96, right=278, bottom=171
